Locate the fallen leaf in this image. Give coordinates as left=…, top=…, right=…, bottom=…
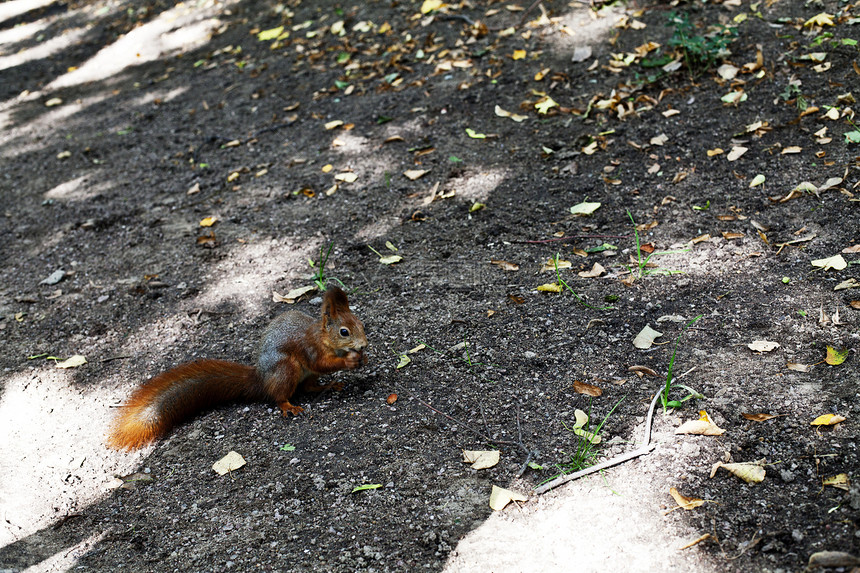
left=465, top=128, right=486, bottom=139
left=489, top=485, right=527, bottom=510
left=540, top=258, right=571, bottom=271
left=749, top=174, right=766, bottom=187
left=352, top=484, right=382, bottom=493
left=494, top=105, right=527, bottom=122
left=742, top=412, right=781, bottom=422
left=811, top=254, right=847, bottom=271
left=675, top=410, right=726, bottom=435
left=404, top=169, right=429, bottom=181
left=535, top=96, right=558, bottom=114
left=512, top=49, right=527, bottom=60
left=578, top=263, right=605, bottom=278
left=572, top=380, right=603, bottom=397
left=842, top=244, right=860, bottom=253
left=825, top=346, right=849, bottom=365
left=807, top=552, right=860, bottom=568
left=199, top=216, right=218, bottom=227
left=334, top=172, right=358, bottom=183
left=56, top=355, right=87, bottom=369
left=569, top=201, right=601, bottom=216
left=633, top=325, right=663, bottom=349
left=786, top=362, right=811, bottom=372
left=462, top=450, right=500, bottom=470
left=804, top=12, right=835, bottom=27
left=212, top=451, right=246, bottom=475
left=834, top=279, right=860, bottom=291
left=490, top=259, right=519, bottom=271
left=324, top=120, right=344, bottom=130
left=669, top=487, right=705, bottom=510
left=710, top=460, right=765, bottom=484
left=679, top=534, right=713, bottom=550
left=536, top=283, right=561, bottom=293
left=822, top=473, right=850, bottom=491
left=726, top=146, right=748, bottom=161
left=420, top=0, right=443, bottom=13
left=386, top=393, right=398, bottom=405
left=272, top=285, right=316, bottom=303
left=810, top=413, right=846, bottom=426
left=396, top=354, right=411, bottom=369
left=748, top=340, right=779, bottom=352
left=628, top=365, right=658, bottom=377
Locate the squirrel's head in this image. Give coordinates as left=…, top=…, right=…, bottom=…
left=322, top=287, right=368, bottom=356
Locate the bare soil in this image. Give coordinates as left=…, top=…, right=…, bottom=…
left=1, top=0, right=858, bottom=571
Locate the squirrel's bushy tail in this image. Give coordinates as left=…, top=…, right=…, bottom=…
left=108, top=359, right=260, bottom=450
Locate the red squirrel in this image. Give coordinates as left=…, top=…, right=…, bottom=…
left=108, top=287, right=367, bottom=449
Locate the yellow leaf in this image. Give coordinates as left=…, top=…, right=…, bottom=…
left=535, top=96, right=558, bottom=114
left=825, top=345, right=849, bottom=365
left=710, top=461, right=765, bottom=484
left=822, top=473, right=849, bottom=491
left=420, top=0, right=444, bottom=14
left=324, top=120, right=344, bottom=130
left=804, top=12, right=835, bottom=27
left=396, top=354, right=411, bottom=369
left=669, top=487, right=705, bottom=511
left=334, top=172, right=358, bottom=183
left=534, top=67, right=550, bottom=81
left=199, top=216, right=218, bottom=227
left=512, top=49, right=527, bottom=60
left=810, top=413, right=846, bottom=426
left=465, top=128, right=486, bottom=139
left=378, top=255, right=402, bottom=265
left=321, top=164, right=333, bottom=173
left=536, top=283, right=561, bottom=293
left=257, top=26, right=285, bottom=41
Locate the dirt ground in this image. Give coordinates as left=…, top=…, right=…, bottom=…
left=1, top=0, right=858, bottom=571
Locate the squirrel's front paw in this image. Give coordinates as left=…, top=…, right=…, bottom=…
left=344, top=351, right=363, bottom=369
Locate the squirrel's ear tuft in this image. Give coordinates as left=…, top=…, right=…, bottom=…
left=322, top=287, right=349, bottom=312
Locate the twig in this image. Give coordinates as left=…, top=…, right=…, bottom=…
left=535, top=388, right=662, bottom=495
left=512, top=234, right=631, bottom=244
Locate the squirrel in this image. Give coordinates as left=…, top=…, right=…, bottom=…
left=107, top=287, right=367, bottom=450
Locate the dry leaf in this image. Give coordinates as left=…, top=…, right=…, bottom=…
left=807, top=551, right=860, bottom=568
left=56, top=355, right=87, bottom=369
left=272, top=285, right=316, bottom=303
left=810, top=413, right=846, bottom=426
left=489, top=485, right=527, bottom=511
left=710, top=460, right=765, bottom=484
left=462, top=450, right=500, bottom=470
left=386, top=393, right=398, bottom=405
left=324, top=120, right=344, bottom=130
left=334, top=172, right=358, bottom=183
left=578, top=263, right=605, bottom=278
left=628, top=365, right=658, bottom=377
left=494, top=105, right=528, bottom=122
left=834, top=279, right=860, bottom=291
left=742, top=412, right=781, bottom=422
left=812, top=254, right=847, bottom=271
left=212, top=451, right=246, bottom=475
left=541, top=258, right=571, bottom=271
left=572, top=380, right=603, bottom=397
left=669, top=487, right=705, bottom=510
left=199, top=216, right=218, bottom=227
left=490, top=259, right=519, bottom=271
left=822, top=473, right=850, bottom=491
left=748, top=340, right=779, bottom=352
left=404, top=169, right=429, bottom=180
left=675, top=410, right=726, bottom=436
left=722, top=232, right=744, bottom=240
left=726, top=146, right=748, bottom=161
left=569, top=201, right=601, bottom=216
left=633, top=325, right=662, bottom=349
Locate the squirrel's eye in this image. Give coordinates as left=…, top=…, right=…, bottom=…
left=340, top=328, right=350, bottom=337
